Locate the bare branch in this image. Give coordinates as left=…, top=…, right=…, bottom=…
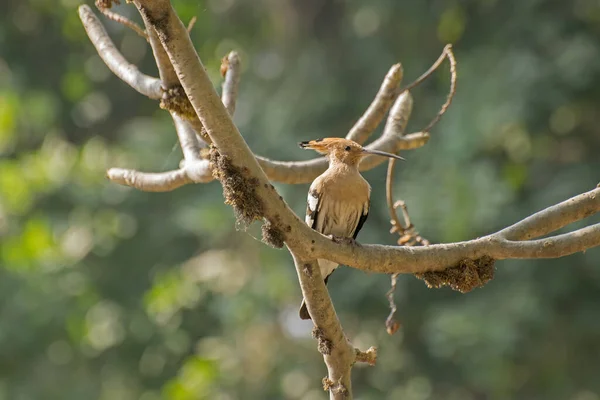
left=499, top=223, right=600, bottom=257
left=106, top=156, right=212, bottom=191
left=382, top=91, right=413, bottom=139
left=310, top=187, right=600, bottom=275
left=385, top=150, right=429, bottom=334
left=259, top=92, right=420, bottom=184
left=106, top=168, right=192, bottom=191
left=102, top=10, right=210, bottom=193
left=398, top=45, right=450, bottom=95
left=105, top=110, right=211, bottom=195
left=95, top=1, right=148, bottom=40
left=385, top=273, right=401, bottom=335
left=354, top=347, right=377, bottom=366
left=94, top=2, right=600, bottom=397
left=173, top=115, right=202, bottom=161
left=186, top=16, right=197, bottom=33
left=498, top=189, right=600, bottom=240
left=421, top=44, right=457, bottom=133
left=144, top=12, right=178, bottom=87
left=346, top=64, right=403, bottom=144
left=291, top=255, right=355, bottom=400
left=79, top=5, right=162, bottom=99
left=82, top=3, right=424, bottom=185
left=221, top=51, right=241, bottom=116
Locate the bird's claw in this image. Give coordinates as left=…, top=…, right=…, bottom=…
left=330, top=235, right=359, bottom=246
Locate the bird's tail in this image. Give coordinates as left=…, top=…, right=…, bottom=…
left=299, top=299, right=311, bottom=320
left=298, top=261, right=337, bottom=320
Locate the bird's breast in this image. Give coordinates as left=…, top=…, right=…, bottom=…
left=317, top=198, right=366, bottom=237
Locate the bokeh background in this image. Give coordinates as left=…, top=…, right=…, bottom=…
left=1, top=0, right=600, bottom=399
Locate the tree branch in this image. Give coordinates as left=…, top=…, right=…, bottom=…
left=81, top=5, right=424, bottom=187
left=498, top=188, right=600, bottom=240
left=95, top=0, right=148, bottom=40
left=290, top=255, right=357, bottom=400
left=102, top=7, right=211, bottom=191
left=221, top=51, right=241, bottom=116
left=345, top=64, right=403, bottom=144
left=79, top=5, right=162, bottom=99
left=309, top=187, right=600, bottom=274
left=81, top=1, right=600, bottom=397
left=106, top=167, right=193, bottom=191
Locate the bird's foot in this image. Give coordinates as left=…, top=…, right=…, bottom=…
left=330, top=235, right=360, bottom=246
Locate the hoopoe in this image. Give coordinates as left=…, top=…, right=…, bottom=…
left=298, top=138, right=404, bottom=320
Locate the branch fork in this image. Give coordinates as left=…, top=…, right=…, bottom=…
left=79, top=2, right=600, bottom=398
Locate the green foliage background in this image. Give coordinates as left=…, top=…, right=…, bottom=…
left=1, top=0, right=599, bottom=399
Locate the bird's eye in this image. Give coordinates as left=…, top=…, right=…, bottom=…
left=345, top=146, right=351, bottom=151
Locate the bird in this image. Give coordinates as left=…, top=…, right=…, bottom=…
left=297, top=137, right=404, bottom=320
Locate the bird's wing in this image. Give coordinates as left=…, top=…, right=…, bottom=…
left=305, top=187, right=321, bottom=230
left=352, top=199, right=370, bottom=239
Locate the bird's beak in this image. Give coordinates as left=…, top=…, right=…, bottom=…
left=362, top=148, right=405, bottom=160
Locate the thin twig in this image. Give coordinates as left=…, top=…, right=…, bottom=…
left=381, top=46, right=457, bottom=332
left=386, top=158, right=403, bottom=233
left=398, top=45, right=449, bottom=95
left=221, top=51, right=241, bottom=116
left=384, top=157, right=430, bottom=334
left=354, top=347, right=377, bottom=366
left=173, top=115, right=202, bottom=161
left=421, top=45, right=457, bottom=133
left=187, top=16, right=197, bottom=33
left=385, top=274, right=400, bottom=335
left=96, top=5, right=148, bottom=40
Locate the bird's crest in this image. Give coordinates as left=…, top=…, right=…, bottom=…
left=299, top=137, right=404, bottom=164
left=298, top=138, right=358, bottom=153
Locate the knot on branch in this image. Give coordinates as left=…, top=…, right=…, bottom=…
left=302, top=263, right=313, bottom=277
left=414, top=256, right=495, bottom=293
left=355, top=346, right=377, bottom=366
left=95, top=0, right=118, bottom=9
left=261, top=217, right=285, bottom=248
left=322, top=377, right=334, bottom=391
left=160, top=85, right=196, bottom=119
left=312, top=327, right=332, bottom=355
left=210, top=147, right=264, bottom=227
left=322, top=378, right=349, bottom=396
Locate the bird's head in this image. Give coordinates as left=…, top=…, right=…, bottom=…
left=298, top=138, right=404, bottom=167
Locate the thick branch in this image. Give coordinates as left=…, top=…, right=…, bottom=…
left=79, top=5, right=162, bottom=99
left=291, top=255, right=355, bottom=399
left=131, top=0, right=306, bottom=233
left=308, top=187, right=600, bottom=274
left=498, top=189, right=600, bottom=240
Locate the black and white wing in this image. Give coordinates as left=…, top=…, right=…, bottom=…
left=352, top=199, right=370, bottom=239
left=305, top=188, right=321, bottom=230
